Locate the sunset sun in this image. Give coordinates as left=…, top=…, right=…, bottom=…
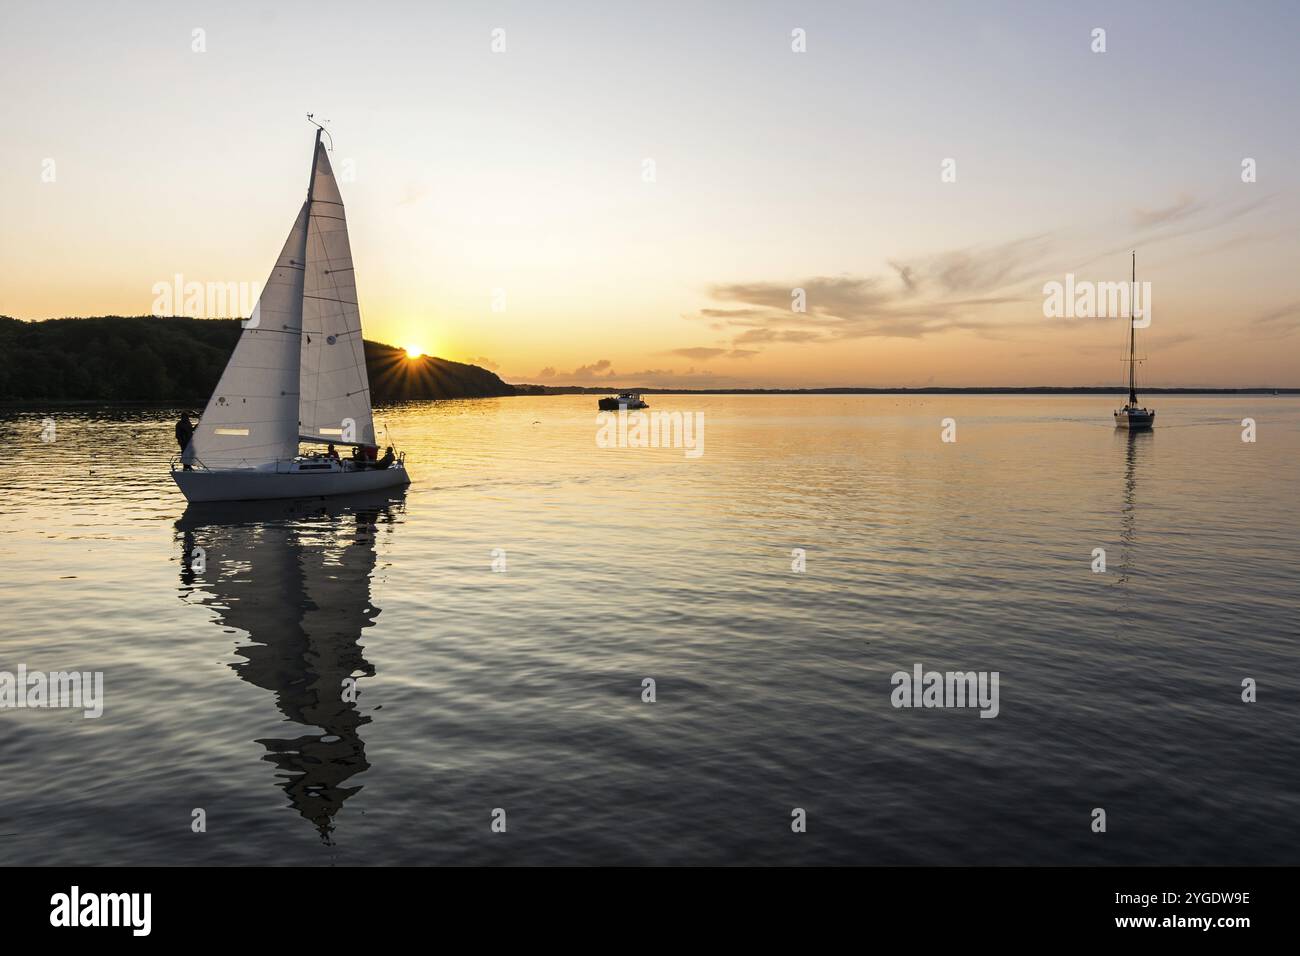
left=403, top=344, right=425, bottom=360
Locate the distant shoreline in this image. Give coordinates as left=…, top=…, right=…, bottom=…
left=513, top=386, right=1298, bottom=396
left=2, top=316, right=1295, bottom=404
left=3, top=387, right=1295, bottom=409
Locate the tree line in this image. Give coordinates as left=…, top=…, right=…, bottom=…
left=0, top=316, right=515, bottom=403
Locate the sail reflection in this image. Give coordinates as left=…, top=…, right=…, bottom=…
left=176, top=491, right=404, bottom=843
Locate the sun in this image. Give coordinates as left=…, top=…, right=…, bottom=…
left=403, top=344, right=425, bottom=360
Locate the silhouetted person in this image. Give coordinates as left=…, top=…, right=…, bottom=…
left=176, top=413, right=196, bottom=470
left=376, top=446, right=395, bottom=469
left=326, top=443, right=340, bottom=462
left=350, top=445, right=363, bottom=469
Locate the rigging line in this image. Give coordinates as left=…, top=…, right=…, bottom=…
left=308, top=386, right=371, bottom=399
left=233, top=327, right=302, bottom=338
left=202, top=398, right=299, bottom=405
left=308, top=256, right=354, bottom=271
left=302, top=294, right=359, bottom=305
left=301, top=327, right=360, bottom=337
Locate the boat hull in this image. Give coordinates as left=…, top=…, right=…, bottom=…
left=598, top=398, right=649, bottom=411
left=1114, top=409, right=1156, bottom=429
left=173, top=463, right=410, bottom=503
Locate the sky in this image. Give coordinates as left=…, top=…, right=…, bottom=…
left=1, top=0, right=1297, bottom=387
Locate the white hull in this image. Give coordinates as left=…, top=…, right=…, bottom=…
left=173, top=462, right=410, bottom=503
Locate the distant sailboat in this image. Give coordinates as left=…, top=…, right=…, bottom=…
left=173, top=121, right=411, bottom=502
left=1114, top=251, right=1155, bottom=430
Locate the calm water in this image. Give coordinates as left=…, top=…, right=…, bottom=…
left=1, top=395, right=1296, bottom=865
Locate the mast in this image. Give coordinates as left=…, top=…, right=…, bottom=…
left=306, top=122, right=323, bottom=204
left=1128, top=251, right=1138, bottom=405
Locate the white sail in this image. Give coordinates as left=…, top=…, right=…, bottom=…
left=172, top=130, right=410, bottom=502
left=298, top=144, right=376, bottom=448
left=187, top=204, right=308, bottom=467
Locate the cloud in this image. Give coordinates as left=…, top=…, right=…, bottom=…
left=615, top=368, right=745, bottom=387
left=698, top=308, right=769, bottom=319
left=1253, top=301, right=1300, bottom=337
left=665, top=347, right=760, bottom=360
left=667, top=347, right=727, bottom=360
left=473, top=355, right=501, bottom=370
left=1076, top=194, right=1274, bottom=269
left=694, top=235, right=1050, bottom=346
left=1132, top=194, right=1202, bottom=228
left=536, top=358, right=619, bottom=381
left=572, top=359, right=616, bottom=379
left=732, top=328, right=825, bottom=345
left=912, top=234, right=1053, bottom=297
left=888, top=260, right=917, bottom=293
left=528, top=359, right=750, bottom=388
left=696, top=190, right=1280, bottom=353
left=1155, top=332, right=1199, bottom=349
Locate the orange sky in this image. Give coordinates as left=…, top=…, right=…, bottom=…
left=1, top=1, right=1297, bottom=387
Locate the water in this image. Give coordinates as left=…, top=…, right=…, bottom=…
left=1, top=395, right=1296, bottom=865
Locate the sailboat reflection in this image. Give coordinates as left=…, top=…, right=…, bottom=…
left=176, top=491, right=404, bottom=843
left=1115, top=428, right=1150, bottom=587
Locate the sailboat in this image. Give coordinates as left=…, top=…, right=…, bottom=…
left=1113, top=251, right=1155, bottom=430
left=172, top=121, right=411, bottom=502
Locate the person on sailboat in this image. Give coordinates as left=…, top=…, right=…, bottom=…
left=326, top=443, right=340, bottom=462
left=175, top=413, right=196, bottom=471
left=376, top=446, right=395, bottom=470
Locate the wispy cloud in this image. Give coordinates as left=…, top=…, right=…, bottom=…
left=531, top=359, right=744, bottom=388
left=696, top=193, right=1281, bottom=357
left=1253, top=301, right=1300, bottom=337
left=664, top=347, right=759, bottom=361
left=1132, top=194, right=1202, bottom=228
left=693, top=235, right=1051, bottom=347
left=1075, top=193, right=1274, bottom=269
left=536, top=358, right=618, bottom=380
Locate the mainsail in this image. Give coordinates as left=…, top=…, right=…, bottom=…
left=186, top=204, right=309, bottom=467
left=298, top=143, right=376, bottom=448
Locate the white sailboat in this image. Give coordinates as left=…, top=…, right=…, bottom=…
left=1113, top=251, right=1155, bottom=430
left=172, top=122, right=411, bottom=502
